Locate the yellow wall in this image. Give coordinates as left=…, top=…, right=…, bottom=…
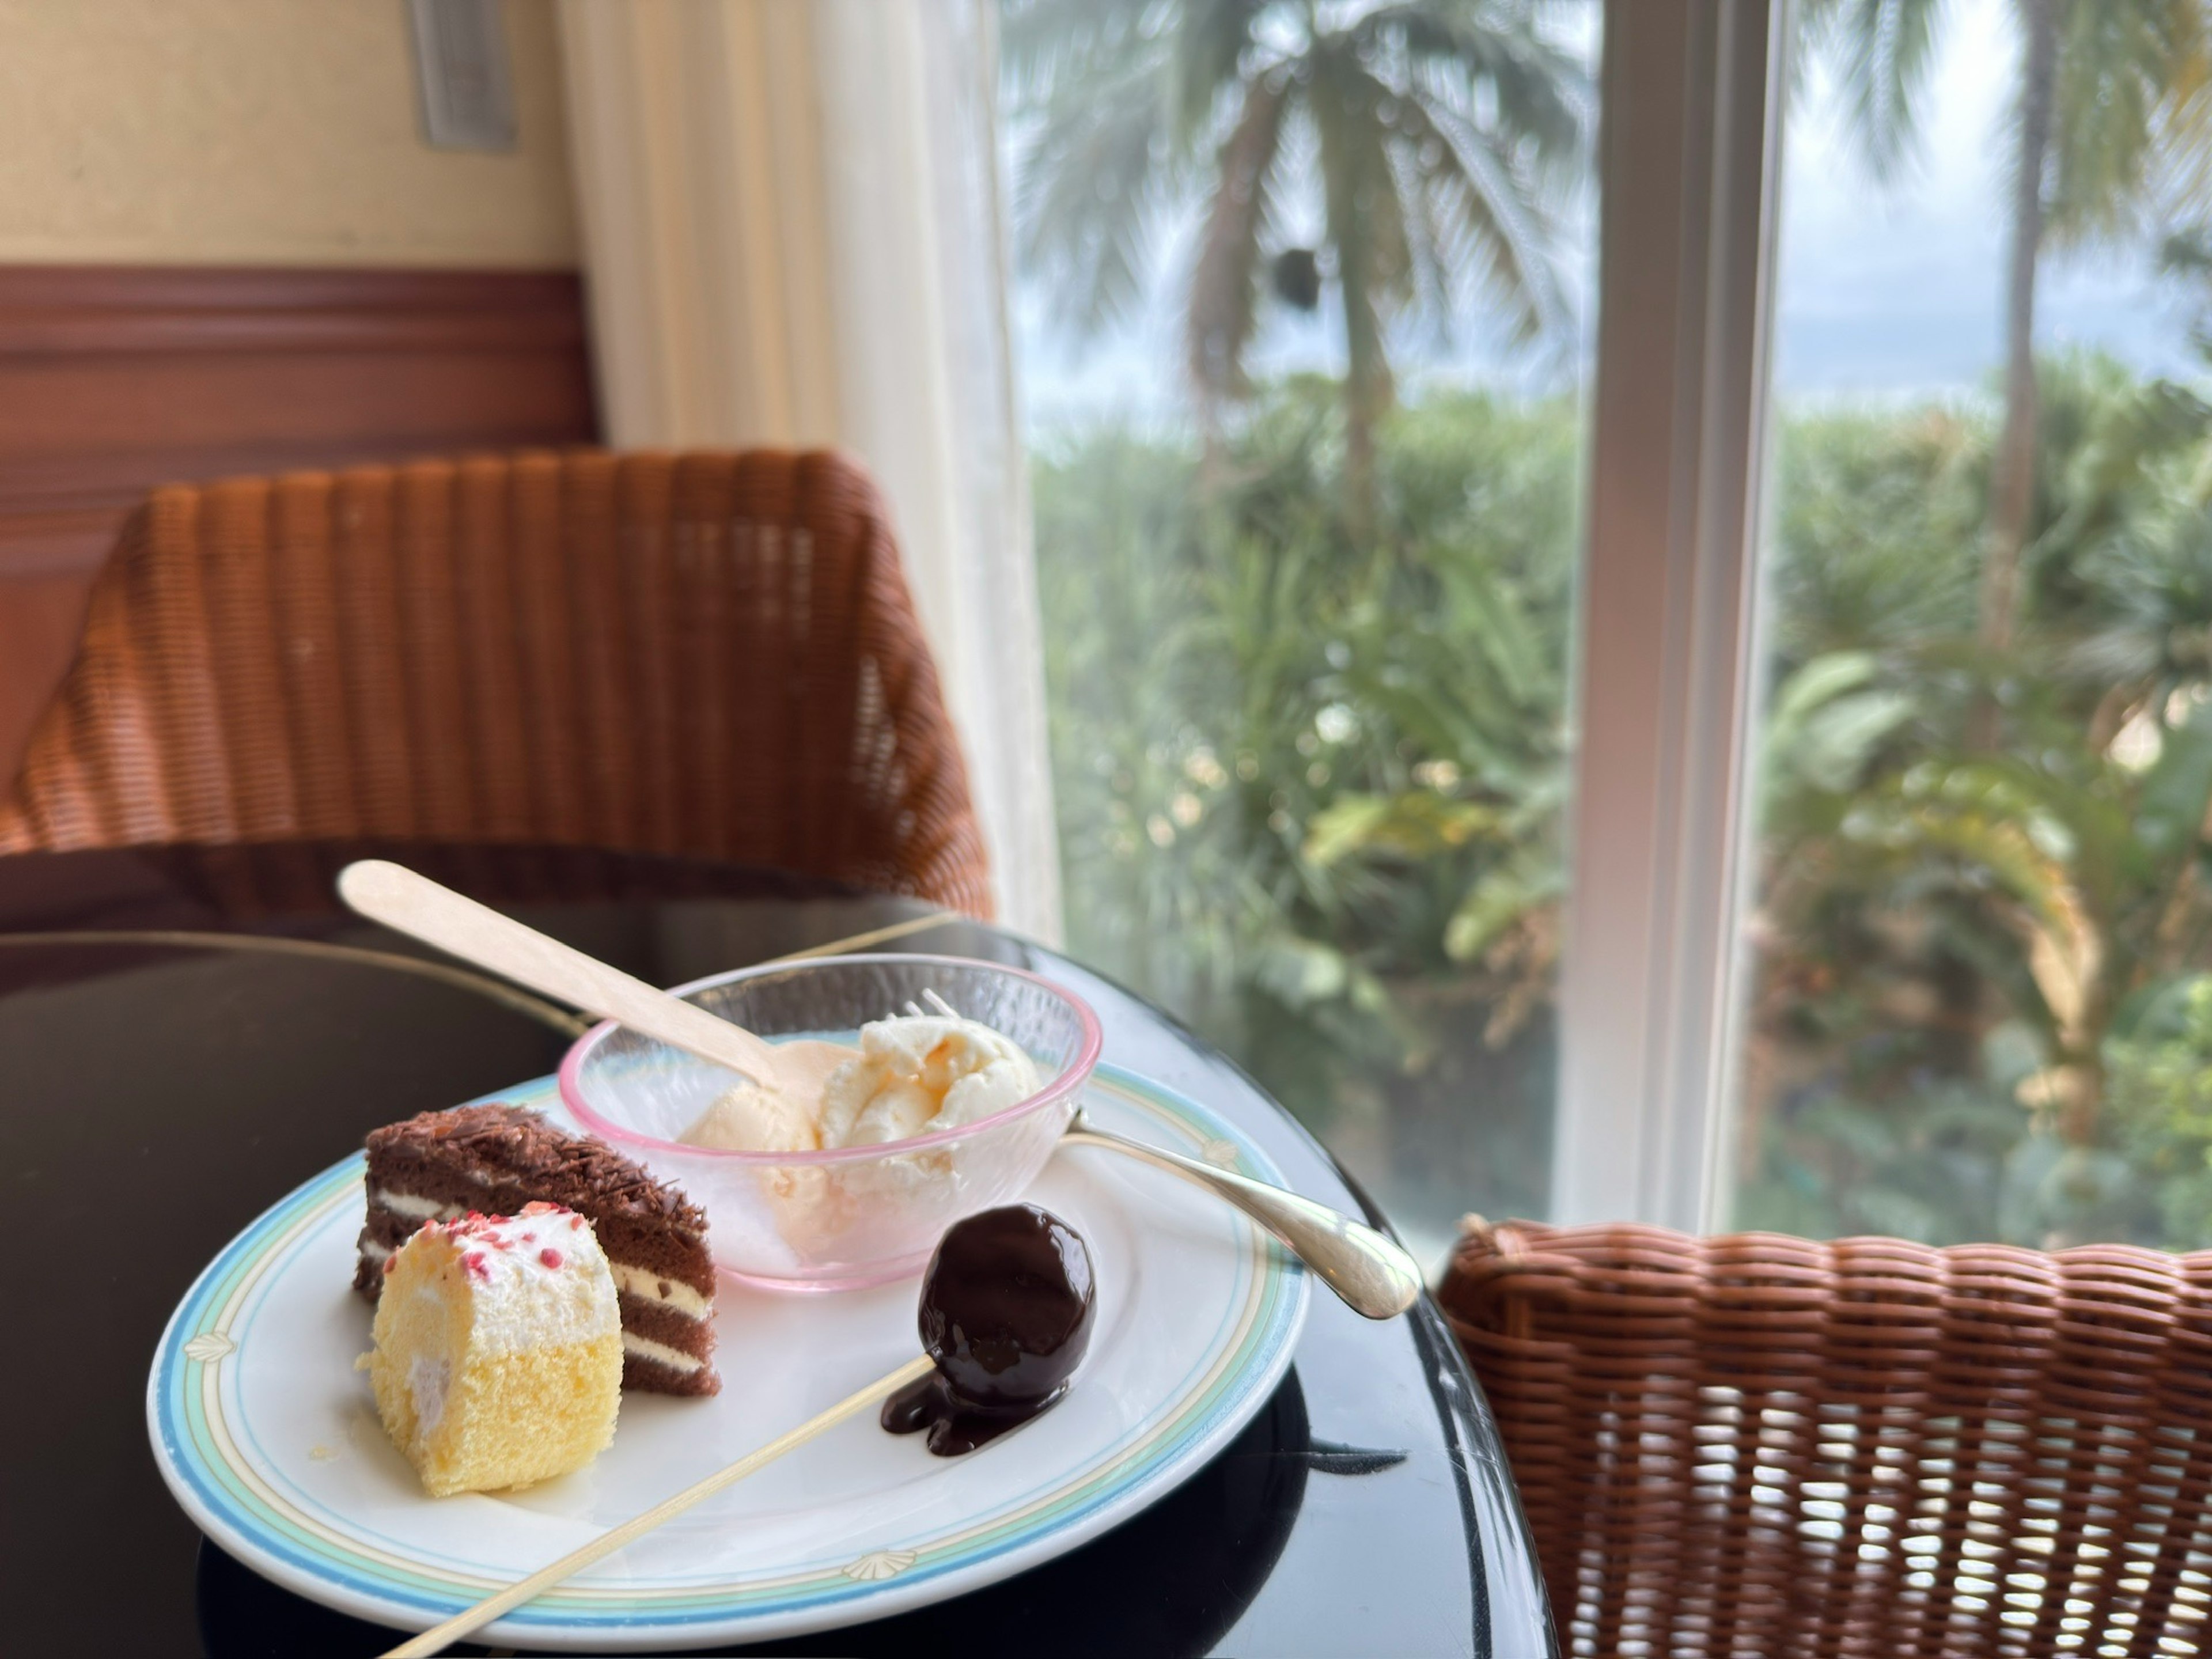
left=0, top=0, right=577, bottom=267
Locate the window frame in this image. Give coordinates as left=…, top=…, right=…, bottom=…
left=1553, top=0, right=1788, bottom=1232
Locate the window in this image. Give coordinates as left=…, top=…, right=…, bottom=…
left=986, top=0, right=2210, bottom=1255
left=998, top=0, right=1601, bottom=1263
left=1728, top=0, right=2212, bottom=1248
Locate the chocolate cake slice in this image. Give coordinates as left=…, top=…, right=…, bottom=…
left=355, top=1103, right=719, bottom=1396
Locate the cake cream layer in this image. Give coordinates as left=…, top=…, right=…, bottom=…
left=356, top=1103, right=721, bottom=1397
left=362, top=1110, right=715, bottom=1298
left=608, top=1259, right=714, bottom=1317
left=356, top=1200, right=720, bottom=1396
left=622, top=1349, right=717, bottom=1396
left=613, top=1287, right=714, bottom=1351
left=370, top=1187, right=461, bottom=1222
left=442, top=1207, right=618, bottom=1351
left=361, top=1202, right=718, bottom=1346
left=361, top=1198, right=714, bottom=1317
left=622, top=1330, right=705, bottom=1373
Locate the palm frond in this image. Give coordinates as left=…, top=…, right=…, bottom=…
left=1187, top=71, right=1290, bottom=402
left=1012, top=26, right=1180, bottom=332
left=1173, top=0, right=1267, bottom=142
left=1800, top=0, right=1948, bottom=184
left=2046, top=0, right=2212, bottom=248
left=1344, top=3, right=1581, bottom=347
left=2137, top=696, right=2212, bottom=869
left=2074, top=507, right=2212, bottom=696
left=999, top=0, right=1161, bottom=103
left=1392, top=84, right=1562, bottom=343
left=2153, top=40, right=2212, bottom=228
left=1353, top=0, right=1588, bottom=173
left=1444, top=843, right=1563, bottom=964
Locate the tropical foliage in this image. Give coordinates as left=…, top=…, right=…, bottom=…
left=1035, top=354, right=2212, bottom=1249
left=1741, top=351, right=2212, bottom=1245
left=1001, top=0, right=1588, bottom=499
left=1035, top=382, right=1574, bottom=1224
left=1801, top=0, right=2212, bottom=671
left=1012, top=0, right=2212, bottom=1253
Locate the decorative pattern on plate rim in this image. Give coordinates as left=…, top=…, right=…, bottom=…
left=146, top=1065, right=1306, bottom=1648
left=841, top=1550, right=916, bottom=1582
left=184, top=1332, right=236, bottom=1364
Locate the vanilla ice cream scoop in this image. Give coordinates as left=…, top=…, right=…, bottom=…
left=683, top=1078, right=821, bottom=1153
left=679, top=1014, right=1041, bottom=1156
left=819, top=1014, right=1043, bottom=1148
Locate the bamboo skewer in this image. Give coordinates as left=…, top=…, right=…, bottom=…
left=382, top=1353, right=935, bottom=1659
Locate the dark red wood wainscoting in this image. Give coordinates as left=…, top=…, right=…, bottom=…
left=0, top=264, right=599, bottom=779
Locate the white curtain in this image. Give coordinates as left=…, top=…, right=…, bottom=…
left=555, top=0, right=1062, bottom=942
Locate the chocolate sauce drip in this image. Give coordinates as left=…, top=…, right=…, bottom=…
left=882, top=1203, right=1095, bottom=1456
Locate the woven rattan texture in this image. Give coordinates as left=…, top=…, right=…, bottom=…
left=0, top=450, right=992, bottom=915
left=1440, top=1220, right=2212, bottom=1658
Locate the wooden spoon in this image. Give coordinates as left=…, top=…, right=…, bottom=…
left=336, top=859, right=798, bottom=1095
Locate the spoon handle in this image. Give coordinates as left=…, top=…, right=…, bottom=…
left=336, top=859, right=787, bottom=1090
left=1063, top=1111, right=1422, bottom=1320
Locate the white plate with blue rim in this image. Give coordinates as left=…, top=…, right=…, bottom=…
left=147, top=1064, right=1309, bottom=1651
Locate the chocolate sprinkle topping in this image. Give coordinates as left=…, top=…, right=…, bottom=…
left=365, top=1103, right=706, bottom=1238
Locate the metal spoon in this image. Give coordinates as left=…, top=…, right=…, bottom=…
left=918, top=985, right=1422, bottom=1318
left=916, top=991, right=1416, bottom=1314
left=1062, top=1109, right=1423, bottom=1320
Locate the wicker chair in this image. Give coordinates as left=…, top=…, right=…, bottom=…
left=0, top=449, right=993, bottom=915
left=1441, top=1219, right=2212, bottom=1659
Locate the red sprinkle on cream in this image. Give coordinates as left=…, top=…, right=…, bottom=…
left=539, top=1248, right=563, bottom=1270
left=462, top=1251, right=489, bottom=1282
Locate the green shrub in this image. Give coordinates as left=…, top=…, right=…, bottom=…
left=1032, top=360, right=2212, bottom=1247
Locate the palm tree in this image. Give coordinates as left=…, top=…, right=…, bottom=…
left=999, top=0, right=1587, bottom=518
left=1801, top=0, right=2212, bottom=723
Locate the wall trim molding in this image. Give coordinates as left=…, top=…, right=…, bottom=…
left=0, top=261, right=599, bottom=781
left=0, top=264, right=596, bottom=579
left=0, top=265, right=586, bottom=357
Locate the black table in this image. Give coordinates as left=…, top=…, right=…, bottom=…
left=2, top=842, right=1551, bottom=1657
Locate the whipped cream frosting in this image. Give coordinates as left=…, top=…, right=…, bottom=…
left=395, top=1203, right=619, bottom=1355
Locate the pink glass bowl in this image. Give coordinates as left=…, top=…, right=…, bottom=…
left=559, top=953, right=1103, bottom=1291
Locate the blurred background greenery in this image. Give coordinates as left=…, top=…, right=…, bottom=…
left=1003, top=0, right=2212, bottom=1255
left=1033, top=354, right=2212, bottom=1252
